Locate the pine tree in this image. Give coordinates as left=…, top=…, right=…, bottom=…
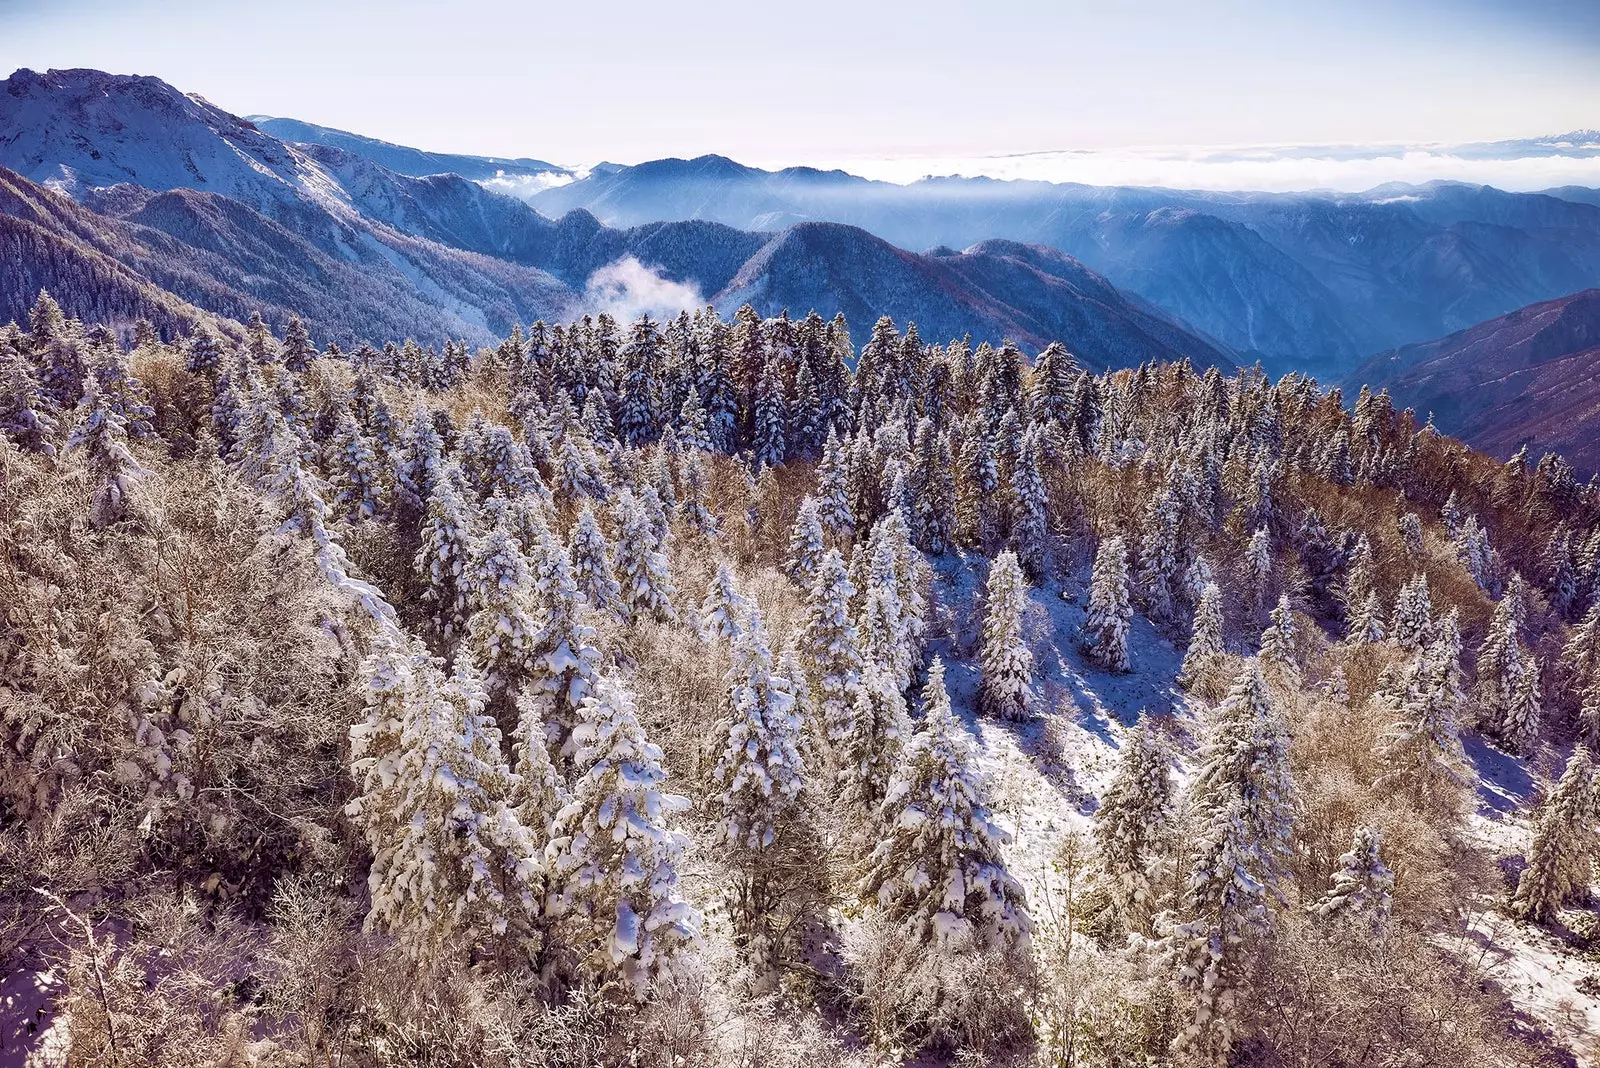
left=415, top=472, right=476, bottom=642
left=862, top=658, right=1030, bottom=949
left=1173, top=660, right=1294, bottom=1066
left=1375, top=642, right=1473, bottom=808
left=801, top=549, right=865, bottom=758
left=65, top=374, right=148, bottom=528
left=785, top=496, right=827, bottom=589
left=1259, top=595, right=1299, bottom=683
left=1091, top=720, right=1175, bottom=933
left=613, top=490, right=677, bottom=624
left=1512, top=747, right=1599, bottom=922
left=1082, top=535, right=1132, bottom=672
left=347, top=646, right=541, bottom=960
left=979, top=551, right=1034, bottom=721
left=1245, top=525, right=1273, bottom=618
left=814, top=430, right=854, bottom=541
left=569, top=504, right=624, bottom=620
left=521, top=527, right=603, bottom=761
left=839, top=666, right=908, bottom=811
left=711, top=605, right=808, bottom=971
left=1308, top=827, right=1393, bottom=932
left=1179, top=581, right=1226, bottom=690
left=464, top=527, right=538, bottom=714
left=1138, top=482, right=1181, bottom=626
left=328, top=408, right=384, bottom=521
left=545, top=673, right=700, bottom=995
left=1390, top=573, right=1433, bottom=650
left=1348, top=588, right=1387, bottom=644
left=698, top=562, right=751, bottom=644
left=679, top=451, right=719, bottom=538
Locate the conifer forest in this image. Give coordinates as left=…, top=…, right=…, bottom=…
left=6, top=292, right=1600, bottom=1067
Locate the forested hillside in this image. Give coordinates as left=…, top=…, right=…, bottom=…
left=4, top=290, right=1600, bottom=1066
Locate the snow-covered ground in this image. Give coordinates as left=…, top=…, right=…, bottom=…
left=1463, top=737, right=1600, bottom=1065
left=926, top=552, right=1189, bottom=908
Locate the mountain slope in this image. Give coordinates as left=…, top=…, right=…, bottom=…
left=1349, top=289, right=1600, bottom=473
left=0, top=68, right=1233, bottom=365
left=249, top=115, right=568, bottom=183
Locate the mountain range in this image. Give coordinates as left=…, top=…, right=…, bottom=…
left=0, top=67, right=1232, bottom=369
left=1351, top=288, right=1600, bottom=474
left=529, top=157, right=1600, bottom=374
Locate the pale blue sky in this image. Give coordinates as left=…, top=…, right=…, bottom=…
left=2, top=0, right=1597, bottom=168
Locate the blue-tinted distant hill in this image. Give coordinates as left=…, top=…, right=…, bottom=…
left=250, top=115, right=570, bottom=183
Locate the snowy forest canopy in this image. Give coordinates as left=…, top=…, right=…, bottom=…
left=4, top=289, right=1600, bottom=1066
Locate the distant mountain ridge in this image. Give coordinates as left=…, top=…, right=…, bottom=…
left=1349, top=289, right=1600, bottom=474
left=529, top=155, right=1600, bottom=374
left=0, top=68, right=1232, bottom=368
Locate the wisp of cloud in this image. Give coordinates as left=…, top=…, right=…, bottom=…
left=583, top=257, right=705, bottom=321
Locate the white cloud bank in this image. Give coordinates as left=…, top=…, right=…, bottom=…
left=582, top=257, right=705, bottom=321
left=784, top=136, right=1600, bottom=193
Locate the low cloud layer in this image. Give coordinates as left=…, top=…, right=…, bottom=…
left=582, top=257, right=705, bottom=321
left=791, top=135, right=1600, bottom=193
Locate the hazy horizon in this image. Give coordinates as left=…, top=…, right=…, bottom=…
left=3, top=0, right=1598, bottom=193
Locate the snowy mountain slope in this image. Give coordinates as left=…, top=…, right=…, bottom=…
left=0, top=68, right=341, bottom=217
left=250, top=115, right=569, bottom=183
left=0, top=68, right=1237, bottom=364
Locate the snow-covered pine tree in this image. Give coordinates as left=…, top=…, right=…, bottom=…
left=753, top=356, right=790, bottom=469
left=1259, top=595, right=1299, bottom=683
left=1179, top=581, right=1226, bottom=690
left=1476, top=592, right=1541, bottom=753
left=1398, top=512, right=1425, bottom=557
left=328, top=408, right=384, bottom=521
left=1245, top=525, right=1273, bottom=619
left=785, top=496, right=827, bottom=589
left=1390, top=573, right=1433, bottom=650
left=1173, top=660, right=1295, bottom=1066
left=520, top=526, right=603, bottom=762
left=464, top=526, right=538, bottom=715
left=801, top=549, right=865, bottom=761
left=1375, top=642, right=1474, bottom=808
left=814, top=429, right=854, bottom=542
left=1348, top=588, right=1387, bottom=644
left=545, top=673, right=700, bottom=995
left=347, top=646, right=540, bottom=961
left=678, top=450, right=719, bottom=538
left=412, top=466, right=477, bottom=638
left=1512, top=747, right=1599, bottom=922
left=698, top=562, right=751, bottom=644
left=1082, top=535, right=1132, bottom=672
left=612, top=489, right=678, bottom=624
left=1137, top=479, right=1181, bottom=626
left=1308, top=826, right=1393, bottom=932
left=839, top=666, right=909, bottom=811
left=978, top=550, right=1034, bottom=721
left=65, top=374, right=148, bottom=528
left=569, top=503, right=624, bottom=620
left=710, top=604, right=807, bottom=971
left=1091, top=719, right=1175, bottom=933
left=1010, top=428, right=1051, bottom=579
left=862, top=658, right=1030, bottom=950
left=1188, top=659, right=1295, bottom=887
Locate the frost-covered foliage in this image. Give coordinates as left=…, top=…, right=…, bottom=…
left=346, top=646, right=541, bottom=960
left=1512, top=747, right=1599, bottom=922
left=5, top=301, right=1593, bottom=1067
left=1083, top=534, right=1132, bottom=671
left=1091, top=720, right=1175, bottom=933
left=862, top=659, right=1030, bottom=951
left=978, top=550, right=1034, bottom=720
left=545, top=674, right=699, bottom=996
left=1309, top=827, right=1394, bottom=931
